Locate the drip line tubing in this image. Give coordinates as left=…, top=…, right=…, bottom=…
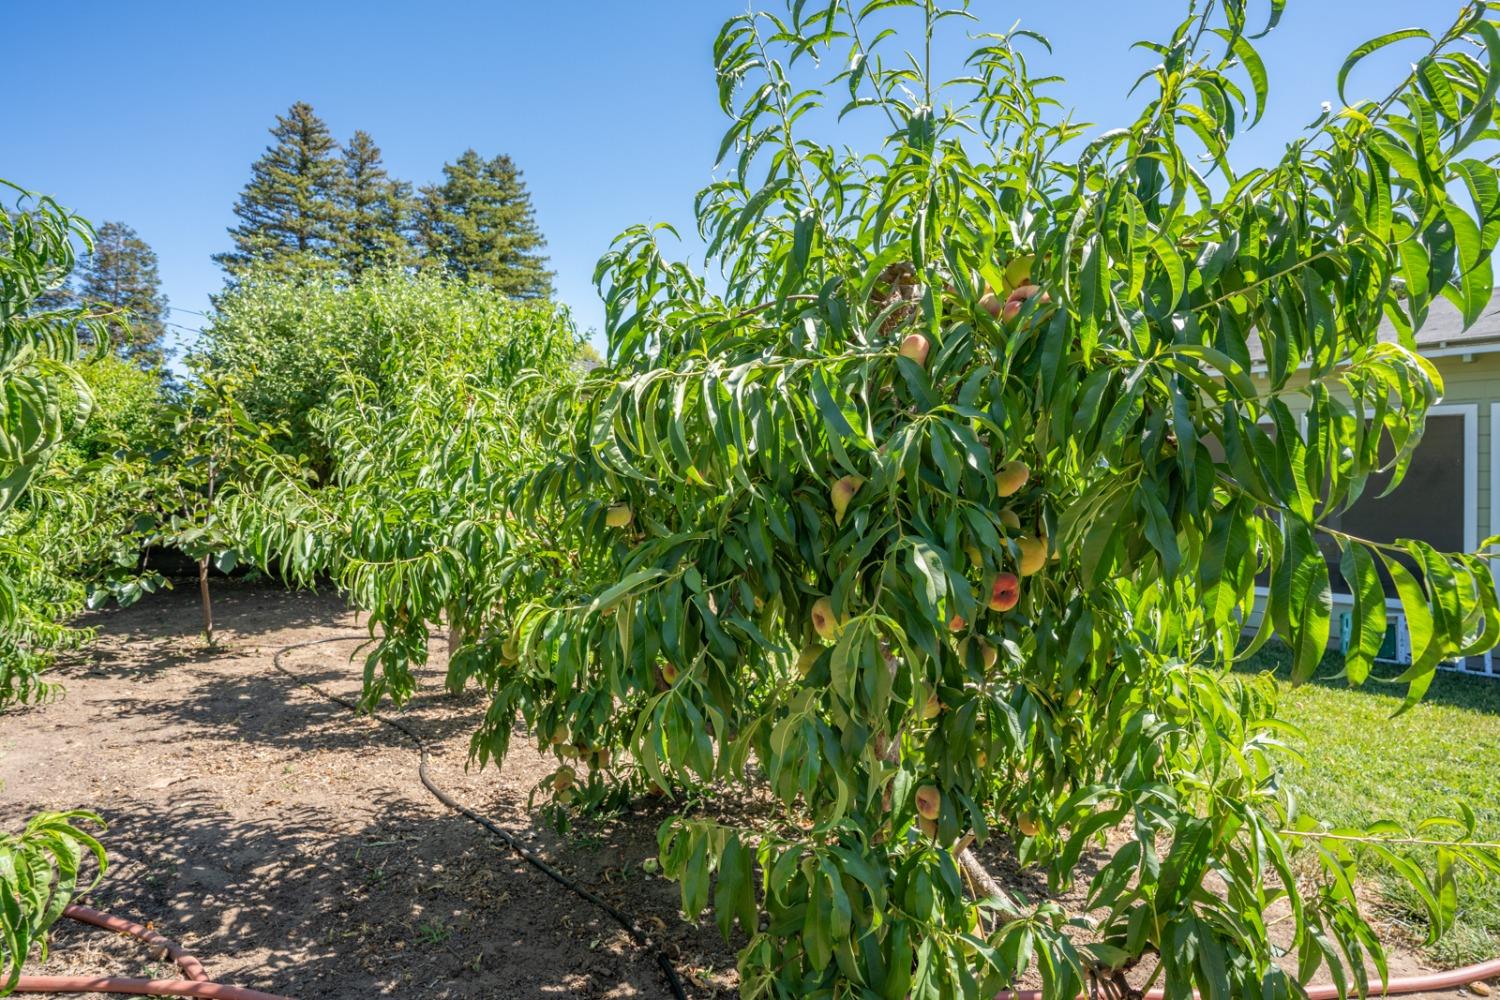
left=270, top=633, right=689, bottom=1000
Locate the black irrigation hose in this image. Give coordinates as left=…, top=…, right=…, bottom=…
left=270, top=634, right=690, bottom=1000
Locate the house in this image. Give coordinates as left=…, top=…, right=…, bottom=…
left=1247, top=297, right=1500, bottom=676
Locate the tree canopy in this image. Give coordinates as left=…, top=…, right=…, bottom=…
left=214, top=101, right=345, bottom=281
left=338, top=129, right=419, bottom=277
left=418, top=149, right=554, bottom=298
left=76, top=221, right=170, bottom=367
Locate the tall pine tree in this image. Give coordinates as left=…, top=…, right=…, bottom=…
left=418, top=150, right=553, bottom=298
left=214, top=102, right=344, bottom=281
left=338, top=130, right=418, bottom=277
left=76, top=221, right=169, bottom=367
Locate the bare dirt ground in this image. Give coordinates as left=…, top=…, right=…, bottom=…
left=0, top=582, right=1489, bottom=999
left=1, top=582, right=738, bottom=998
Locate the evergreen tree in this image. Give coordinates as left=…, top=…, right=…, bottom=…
left=214, top=102, right=343, bottom=281
left=418, top=150, right=553, bottom=298
left=338, top=130, right=418, bottom=277
left=76, top=221, right=169, bottom=366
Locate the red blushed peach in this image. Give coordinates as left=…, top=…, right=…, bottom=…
left=989, top=572, right=1020, bottom=612
left=915, top=784, right=942, bottom=821
left=811, top=596, right=842, bottom=641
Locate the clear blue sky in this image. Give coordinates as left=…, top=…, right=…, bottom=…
left=3, top=1, right=1465, bottom=358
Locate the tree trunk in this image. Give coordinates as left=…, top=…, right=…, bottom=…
left=198, top=555, right=215, bottom=646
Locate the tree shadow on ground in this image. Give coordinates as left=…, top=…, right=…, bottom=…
left=24, top=786, right=726, bottom=999
left=11, top=582, right=744, bottom=997
left=100, top=641, right=487, bottom=756
left=58, top=581, right=356, bottom=682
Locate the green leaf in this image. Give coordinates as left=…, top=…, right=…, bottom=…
left=1338, top=543, right=1386, bottom=685
left=1275, top=519, right=1332, bottom=685
left=1338, top=29, right=1433, bottom=106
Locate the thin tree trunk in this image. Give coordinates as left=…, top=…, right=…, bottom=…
left=198, top=555, right=214, bottom=646
left=201, top=455, right=216, bottom=646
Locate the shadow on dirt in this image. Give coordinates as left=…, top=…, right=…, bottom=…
left=15, top=582, right=739, bottom=998
left=38, top=786, right=713, bottom=999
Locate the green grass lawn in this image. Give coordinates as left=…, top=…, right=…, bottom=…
left=1240, top=645, right=1500, bottom=965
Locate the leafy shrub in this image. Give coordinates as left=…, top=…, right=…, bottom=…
left=224, top=279, right=583, bottom=702
left=196, top=267, right=587, bottom=462
left=0, top=182, right=112, bottom=994
left=0, top=811, right=106, bottom=993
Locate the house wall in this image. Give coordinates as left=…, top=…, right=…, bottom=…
left=1247, top=350, right=1498, bottom=535
left=1241, top=349, right=1500, bottom=674
left=1430, top=350, right=1500, bottom=539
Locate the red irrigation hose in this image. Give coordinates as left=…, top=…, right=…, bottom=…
left=12, top=977, right=292, bottom=999
left=12, top=904, right=294, bottom=999
left=60, top=904, right=210, bottom=981
left=990, top=960, right=1500, bottom=998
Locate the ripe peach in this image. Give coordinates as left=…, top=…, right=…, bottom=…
left=811, top=596, right=843, bottom=641
left=830, top=475, right=861, bottom=524
left=1002, top=284, right=1050, bottom=323
left=1002, top=254, right=1035, bottom=292
left=1017, top=536, right=1047, bottom=576
left=959, top=636, right=997, bottom=670
left=915, top=784, right=942, bottom=821
left=1017, top=813, right=1041, bottom=838
left=989, top=572, right=1020, bottom=612
left=898, top=333, right=931, bottom=367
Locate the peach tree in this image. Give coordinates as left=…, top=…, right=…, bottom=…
left=495, top=2, right=1500, bottom=997
left=1, top=182, right=108, bottom=993
left=217, top=273, right=586, bottom=707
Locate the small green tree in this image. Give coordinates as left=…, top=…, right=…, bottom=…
left=338, top=129, right=418, bottom=278
left=220, top=288, right=582, bottom=705
left=0, top=179, right=108, bottom=995
left=196, top=267, right=550, bottom=461
left=418, top=149, right=554, bottom=298
left=214, top=101, right=344, bottom=282
left=76, top=220, right=169, bottom=367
